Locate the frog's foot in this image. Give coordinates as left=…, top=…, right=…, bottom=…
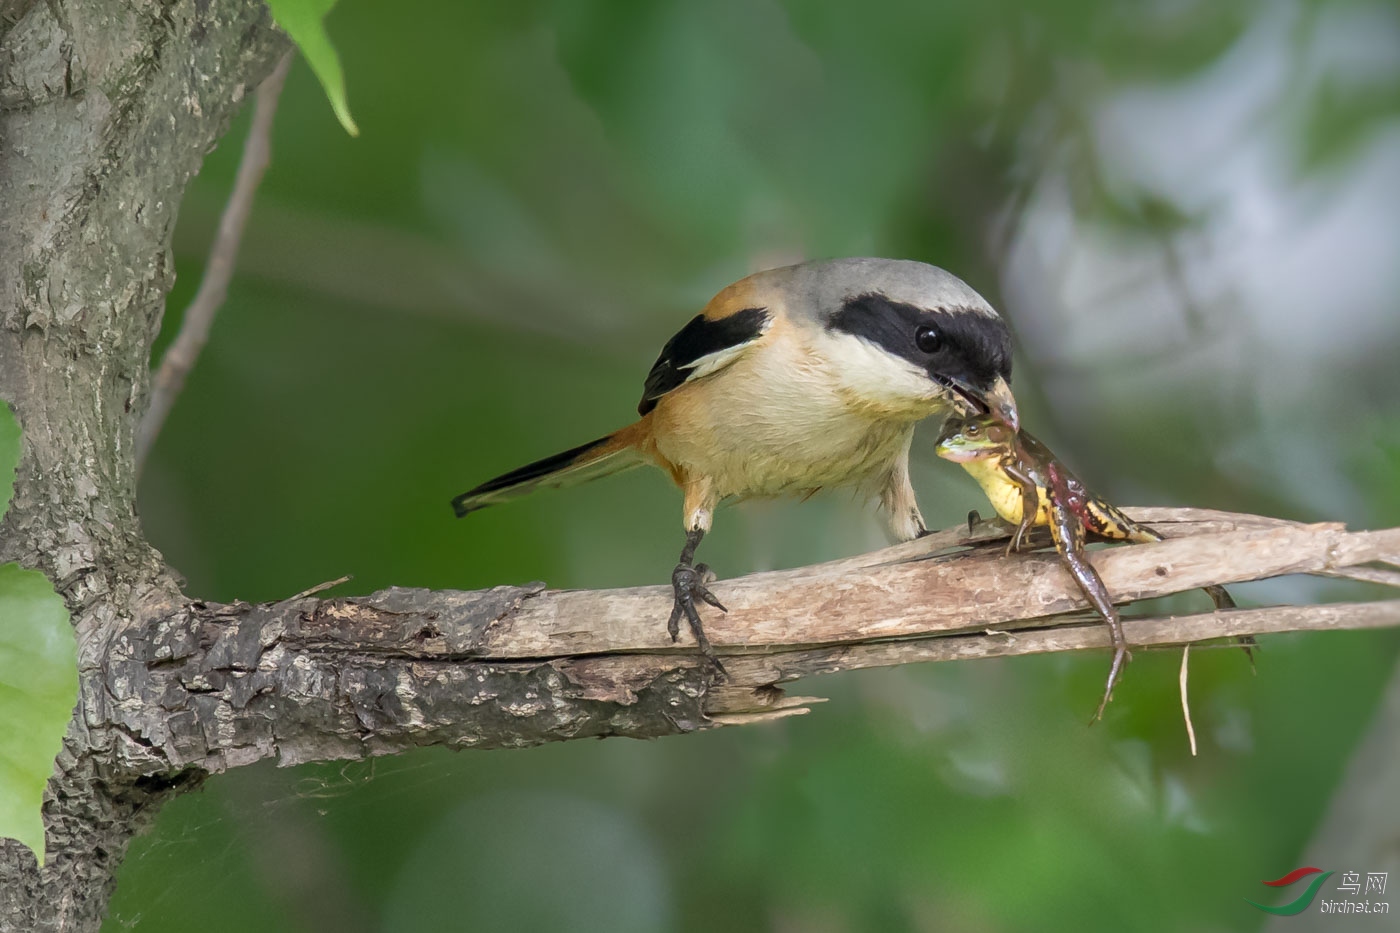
left=1091, top=647, right=1130, bottom=722
left=1091, top=618, right=1131, bottom=723
left=669, top=561, right=727, bottom=677
left=1006, top=517, right=1038, bottom=556
left=1204, top=583, right=1256, bottom=671
left=1236, top=635, right=1258, bottom=672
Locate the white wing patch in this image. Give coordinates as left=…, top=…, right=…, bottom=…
left=680, top=340, right=758, bottom=382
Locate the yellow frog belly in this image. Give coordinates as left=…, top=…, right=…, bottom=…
left=962, top=458, right=1050, bottom=526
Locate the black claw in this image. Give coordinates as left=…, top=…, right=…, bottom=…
left=697, top=587, right=727, bottom=612
left=667, top=601, right=683, bottom=642
left=966, top=509, right=981, bottom=533
left=708, top=655, right=728, bottom=679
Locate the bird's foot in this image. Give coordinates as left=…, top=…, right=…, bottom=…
left=669, top=561, right=727, bottom=675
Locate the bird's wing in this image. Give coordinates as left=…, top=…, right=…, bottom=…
left=638, top=306, right=770, bottom=415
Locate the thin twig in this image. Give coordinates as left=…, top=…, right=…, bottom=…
left=287, top=574, right=353, bottom=601
left=1180, top=644, right=1197, bottom=756
left=135, top=50, right=295, bottom=473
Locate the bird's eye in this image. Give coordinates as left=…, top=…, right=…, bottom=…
left=915, top=324, right=943, bottom=353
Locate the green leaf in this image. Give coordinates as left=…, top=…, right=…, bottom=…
left=0, top=401, right=18, bottom=522
left=0, top=403, right=76, bottom=866
left=267, top=0, right=359, bottom=136
left=0, top=563, right=77, bottom=866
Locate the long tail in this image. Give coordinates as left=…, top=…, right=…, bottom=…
left=451, top=425, right=646, bottom=517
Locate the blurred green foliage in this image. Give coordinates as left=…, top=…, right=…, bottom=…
left=112, top=0, right=1399, bottom=929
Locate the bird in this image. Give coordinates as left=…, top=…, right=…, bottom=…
left=452, top=257, right=1019, bottom=663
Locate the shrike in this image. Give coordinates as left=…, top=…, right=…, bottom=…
left=453, top=258, right=1019, bottom=661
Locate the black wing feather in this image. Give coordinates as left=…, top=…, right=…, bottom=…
left=638, top=307, right=769, bottom=415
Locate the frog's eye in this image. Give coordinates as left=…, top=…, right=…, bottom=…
left=964, top=422, right=981, bottom=437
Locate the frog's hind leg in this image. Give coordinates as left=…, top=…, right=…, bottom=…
left=1076, top=564, right=1129, bottom=723
left=1048, top=495, right=1130, bottom=721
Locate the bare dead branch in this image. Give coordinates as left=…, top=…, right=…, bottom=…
left=105, top=507, right=1400, bottom=776
left=135, top=50, right=295, bottom=472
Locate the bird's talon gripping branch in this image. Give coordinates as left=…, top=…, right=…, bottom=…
left=668, top=563, right=728, bottom=678
left=670, top=564, right=722, bottom=639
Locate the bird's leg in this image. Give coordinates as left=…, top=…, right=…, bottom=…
left=879, top=456, right=928, bottom=541
left=669, top=528, right=727, bottom=669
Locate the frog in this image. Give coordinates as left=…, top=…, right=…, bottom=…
left=934, top=414, right=1242, bottom=721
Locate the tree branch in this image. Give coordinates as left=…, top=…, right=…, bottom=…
left=102, top=508, right=1400, bottom=775
left=135, top=49, right=295, bottom=473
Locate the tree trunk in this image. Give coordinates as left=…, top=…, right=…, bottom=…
left=0, top=2, right=287, bottom=927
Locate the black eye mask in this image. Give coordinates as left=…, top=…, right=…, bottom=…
left=826, top=292, right=1013, bottom=393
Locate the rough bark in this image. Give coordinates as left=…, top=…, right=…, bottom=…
left=0, top=1, right=288, bottom=928
left=2, top=3, right=1399, bottom=931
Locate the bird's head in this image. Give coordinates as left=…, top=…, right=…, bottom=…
left=768, top=258, right=1019, bottom=429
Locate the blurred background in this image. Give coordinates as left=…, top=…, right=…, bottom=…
left=113, top=0, right=1399, bottom=930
